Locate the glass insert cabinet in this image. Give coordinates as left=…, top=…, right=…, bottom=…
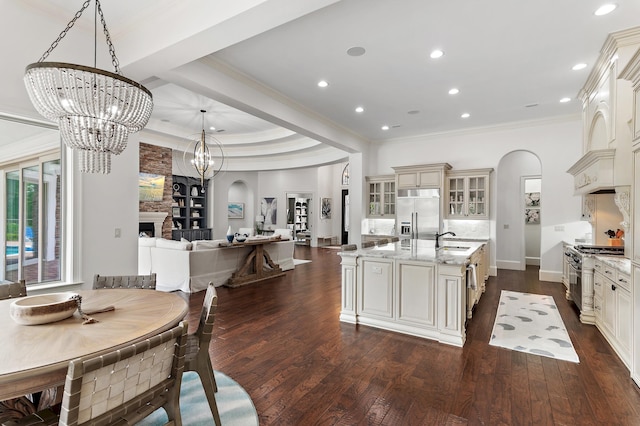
left=446, top=169, right=492, bottom=219
left=366, top=175, right=395, bottom=217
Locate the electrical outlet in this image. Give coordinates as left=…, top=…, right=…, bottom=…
left=114, top=228, right=121, bottom=238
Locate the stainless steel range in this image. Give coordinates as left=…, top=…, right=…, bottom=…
left=564, top=244, right=624, bottom=323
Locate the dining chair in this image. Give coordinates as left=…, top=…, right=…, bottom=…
left=341, top=244, right=357, bottom=251
left=184, top=282, right=222, bottom=426
left=361, top=241, right=376, bottom=248
left=3, top=321, right=189, bottom=426
left=390, top=236, right=400, bottom=242
left=92, top=273, right=156, bottom=290
left=0, top=280, right=26, bottom=300
left=376, top=238, right=389, bottom=245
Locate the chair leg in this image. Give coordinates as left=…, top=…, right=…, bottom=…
left=196, top=354, right=221, bottom=426
left=162, top=386, right=183, bottom=426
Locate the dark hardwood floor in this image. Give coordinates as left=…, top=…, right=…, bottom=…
left=184, top=246, right=640, bottom=425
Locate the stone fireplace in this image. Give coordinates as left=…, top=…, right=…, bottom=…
left=139, top=212, right=168, bottom=238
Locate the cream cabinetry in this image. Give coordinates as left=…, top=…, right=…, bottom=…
left=339, top=248, right=472, bottom=347
left=358, top=258, right=394, bottom=319
left=393, top=163, right=451, bottom=189
left=466, top=243, right=488, bottom=319
left=366, top=175, right=395, bottom=217
left=446, top=169, right=492, bottom=219
left=357, top=258, right=438, bottom=328
left=594, top=258, right=631, bottom=368
left=396, top=261, right=436, bottom=328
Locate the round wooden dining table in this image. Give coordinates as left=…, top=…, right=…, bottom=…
left=0, top=288, right=188, bottom=401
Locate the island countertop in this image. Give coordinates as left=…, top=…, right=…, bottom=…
left=340, top=239, right=485, bottom=265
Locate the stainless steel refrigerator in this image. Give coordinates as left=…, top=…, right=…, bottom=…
left=397, top=188, right=440, bottom=240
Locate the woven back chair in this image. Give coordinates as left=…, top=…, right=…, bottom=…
left=361, top=241, right=376, bottom=248
left=184, top=282, right=221, bottom=425
left=390, top=236, right=400, bottom=242
left=0, top=280, right=27, bottom=300
left=376, top=239, right=389, bottom=245
left=341, top=244, right=357, bottom=251
left=4, top=321, right=189, bottom=426
left=92, top=273, right=156, bottom=290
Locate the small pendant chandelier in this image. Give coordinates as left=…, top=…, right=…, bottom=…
left=186, top=110, right=225, bottom=189
left=23, top=0, right=153, bottom=174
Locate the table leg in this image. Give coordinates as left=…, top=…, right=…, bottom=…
left=226, top=244, right=285, bottom=288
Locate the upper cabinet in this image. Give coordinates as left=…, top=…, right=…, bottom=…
left=446, top=169, right=493, bottom=219
left=366, top=175, right=395, bottom=217
left=393, top=163, right=451, bottom=189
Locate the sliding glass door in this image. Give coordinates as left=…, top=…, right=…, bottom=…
left=3, top=156, right=61, bottom=284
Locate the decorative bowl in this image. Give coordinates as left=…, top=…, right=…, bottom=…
left=235, top=234, right=247, bottom=243
left=10, top=292, right=78, bottom=325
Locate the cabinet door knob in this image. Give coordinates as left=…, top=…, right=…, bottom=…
left=612, top=284, right=616, bottom=291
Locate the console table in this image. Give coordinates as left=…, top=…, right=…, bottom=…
left=224, top=237, right=285, bottom=287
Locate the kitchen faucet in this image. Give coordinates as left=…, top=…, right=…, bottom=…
left=435, top=231, right=456, bottom=248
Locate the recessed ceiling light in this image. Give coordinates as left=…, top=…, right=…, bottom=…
left=572, top=63, right=587, bottom=71
left=448, top=88, right=459, bottom=95
left=161, top=118, right=170, bottom=123
left=209, top=126, right=216, bottom=131
left=594, top=4, right=617, bottom=16
left=430, top=49, right=444, bottom=59
left=461, top=113, right=470, bottom=119
left=407, top=110, right=420, bottom=115
left=525, top=103, right=539, bottom=108
left=317, top=80, right=329, bottom=88
left=560, top=97, right=571, bottom=103
left=347, top=46, right=366, bottom=57
left=355, top=106, right=364, bottom=113
left=381, top=125, right=390, bottom=131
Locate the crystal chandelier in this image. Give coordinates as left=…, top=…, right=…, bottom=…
left=23, top=0, right=153, bottom=174
left=187, top=110, right=225, bottom=189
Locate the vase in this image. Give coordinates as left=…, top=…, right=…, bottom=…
left=226, top=226, right=234, bottom=242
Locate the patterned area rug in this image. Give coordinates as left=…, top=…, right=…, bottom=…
left=137, top=371, right=258, bottom=426
left=490, top=290, right=579, bottom=363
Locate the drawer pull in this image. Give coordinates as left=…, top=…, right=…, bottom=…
left=612, top=284, right=616, bottom=291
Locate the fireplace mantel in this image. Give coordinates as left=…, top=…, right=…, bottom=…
left=139, top=212, right=168, bottom=237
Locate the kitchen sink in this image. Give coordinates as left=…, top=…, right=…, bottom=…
left=438, top=246, right=470, bottom=252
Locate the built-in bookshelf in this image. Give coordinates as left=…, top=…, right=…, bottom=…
left=171, top=175, right=212, bottom=241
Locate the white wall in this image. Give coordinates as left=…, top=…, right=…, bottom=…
left=372, top=117, right=586, bottom=280
left=74, top=139, right=141, bottom=287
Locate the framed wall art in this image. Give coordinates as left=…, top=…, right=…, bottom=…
left=321, top=197, right=332, bottom=219
left=228, top=202, right=244, bottom=219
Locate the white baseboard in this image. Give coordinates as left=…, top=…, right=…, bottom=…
left=489, top=266, right=497, bottom=276
left=526, top=256, right=540, bottom=266
left=539, top=270, right=562, bottom=283
left=496, top=260, right=523, bottom=270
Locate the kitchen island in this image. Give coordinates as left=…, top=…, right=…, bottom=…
left=339, top=239, right=487, bottom=347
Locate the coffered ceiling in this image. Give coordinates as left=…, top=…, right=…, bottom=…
left=2, top=0, right=640, bottom=171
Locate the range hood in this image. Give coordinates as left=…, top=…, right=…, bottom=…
left=567, top=149, right=615, bottom=195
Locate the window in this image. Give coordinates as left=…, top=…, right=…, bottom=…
left=3, top=155, right=62, bottom=285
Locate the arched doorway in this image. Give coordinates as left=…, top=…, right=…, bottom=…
left=496, top=151, right=542, bottom=271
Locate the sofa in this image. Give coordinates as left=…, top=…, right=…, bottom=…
left=138, top=232, right=295, bottom=293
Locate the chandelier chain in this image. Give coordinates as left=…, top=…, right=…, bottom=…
left=96, top=0, right=121, bottom=74
left=37, top=0, right=121, bottom=74
left=38, top=0, right=91, bottom=62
